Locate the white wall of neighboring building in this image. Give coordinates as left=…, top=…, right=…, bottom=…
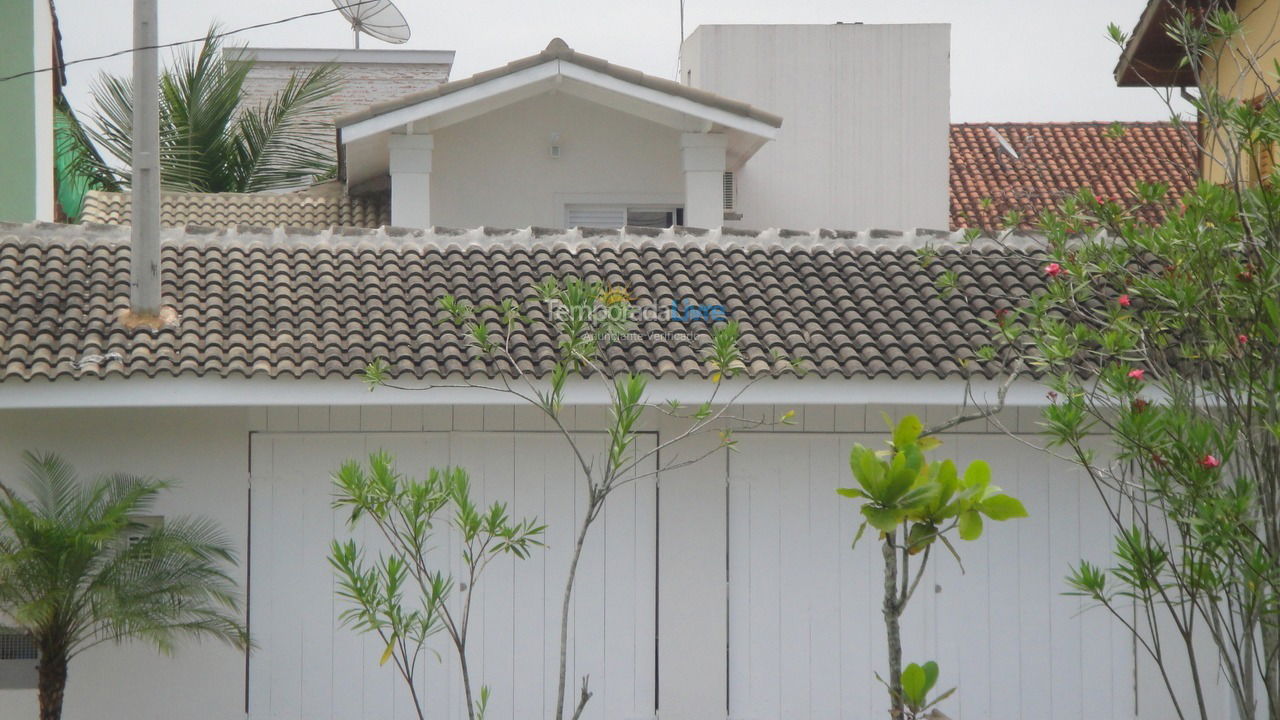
left=680, top=24, right=951, bottom=231
left=428, top=92, right=685, bottom=229
left=0, top=400, right=1220, bottom=720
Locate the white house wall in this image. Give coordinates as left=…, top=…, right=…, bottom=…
left=0, top=402, right=1223, bottom=719
left=680, top=24, right=951, bottom=231
left=728, top=432, right=1132, bottom=719
left=428, top=93, right=685, bottom=229
left=248, top=429, right=658, bottom=720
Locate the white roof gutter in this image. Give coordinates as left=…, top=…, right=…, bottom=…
left=0, top=376, right=1051, bottom=410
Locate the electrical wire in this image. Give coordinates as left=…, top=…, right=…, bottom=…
left=0, top=0, right=382, bottom=84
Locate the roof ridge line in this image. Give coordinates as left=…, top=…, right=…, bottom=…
left=0, top=221, right=1058, bottom=253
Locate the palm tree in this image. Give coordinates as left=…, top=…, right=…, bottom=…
left=0, top=452, right=249, bottom=720
left=76, top=26, right=341, bottom=193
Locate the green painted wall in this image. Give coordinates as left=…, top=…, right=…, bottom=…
left=0, top=1, right=38, bottom=222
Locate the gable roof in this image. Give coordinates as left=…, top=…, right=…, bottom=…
left=80, top=185, right=390, bottom=229
left=0, top=223, right=1043, bottom=384
left=336, top=38, right=783, bottom=133
left=950, top=122, right=1197, bottom=230
left=337, top=38, right=782, bottom=185
left=1115, top=0, right=1225, bottom=87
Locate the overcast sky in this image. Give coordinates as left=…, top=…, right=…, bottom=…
left=54, top=0, right=1180, bottom=123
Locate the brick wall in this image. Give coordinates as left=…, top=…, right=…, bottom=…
left=239, top=60, right=451, bottom=122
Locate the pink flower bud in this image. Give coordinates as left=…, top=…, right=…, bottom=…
left=1200, top=454, right=1221, bottom=469
left=1118, top=294, right=1131, bottom=307
left=1127, top=368, right=1145, bottom=380
left=1045, top=263, right=1064, bottom=277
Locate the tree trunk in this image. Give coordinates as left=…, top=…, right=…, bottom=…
left=37, top=648, right=68, bottom=720
left=555, top=502, right=597, bottom=720
left=883, top=534, right=903, bottom=718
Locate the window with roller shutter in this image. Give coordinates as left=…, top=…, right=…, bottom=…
left=0, top=629, right=37, bottom=689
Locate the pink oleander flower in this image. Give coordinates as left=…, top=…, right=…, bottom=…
left=1127, top=368, right=1145, bottom=380
left=1239, top=334, right=1249, bottom=345
left=1045, top=263, right=1064, bottom=277
left=1118, top=294, right=1131, bottom=307
left=1200, top=454, right=1221, bottom=469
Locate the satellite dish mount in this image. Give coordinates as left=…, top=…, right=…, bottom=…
left=332, top=0, right=411, bottom=48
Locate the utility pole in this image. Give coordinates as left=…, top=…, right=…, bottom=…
left=130, top=0, right=161, bottom=316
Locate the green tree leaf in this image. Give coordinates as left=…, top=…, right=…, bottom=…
left=922, top=660, right=939, bottom=696
left=893, top=415, right=924, bottom=449
left=862, top=506, right=907, bottom=533
left=958, top=510, right=984, bottom=541
left=979, top=494, right=1029, bottom=521
left=901, top=663, right=927, bottom=707
left=962, top=460, right=991, bottom=490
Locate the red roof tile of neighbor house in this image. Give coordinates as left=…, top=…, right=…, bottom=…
left=950, top=122, right=1198, bottom=230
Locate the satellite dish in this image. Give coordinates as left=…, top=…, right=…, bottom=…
left=333, top=0, right=411, bottom=48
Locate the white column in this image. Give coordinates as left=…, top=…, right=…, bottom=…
left=388, top=133, right=433, bottom=228
left=680, top=132, right=727, bottom=229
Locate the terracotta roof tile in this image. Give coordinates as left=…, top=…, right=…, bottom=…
left=950, top=122, right=1197, bottom=230
left=80, top=186, right=390, bottom=229
left=0, top=224, right=1048, bottom=383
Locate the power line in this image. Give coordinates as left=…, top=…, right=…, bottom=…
left=0, top=0, right=381, bottom=85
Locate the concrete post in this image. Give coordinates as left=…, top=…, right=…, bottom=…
left=388, top=133, right=433, bottom=228
left=129, top=0, right=161, bottom=315
left=680, top=132, right=727, bottom=229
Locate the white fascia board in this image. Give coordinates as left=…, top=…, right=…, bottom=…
left=556, top=62, right=780, bottom=141
left=224, top=47, right=456, bottom=66
left=0, top=376, right=1050, bottom=410
left=340, top=62, right=561, bottom=143
left=338, top=59, right=780, bottom=145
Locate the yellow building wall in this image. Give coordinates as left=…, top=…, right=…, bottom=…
left=1203, top=0, right=1280, bottom=183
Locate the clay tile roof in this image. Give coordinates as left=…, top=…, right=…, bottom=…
left=80, top=185, right=390, bottom=230
left=0, top=223, right=1048, bottom=383
left=950, top=122, right=1198, bottom=230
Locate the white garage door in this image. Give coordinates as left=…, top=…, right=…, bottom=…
left=727, top=433, right=1136, bottom=720
left=248, top=431, right=657, bottom=720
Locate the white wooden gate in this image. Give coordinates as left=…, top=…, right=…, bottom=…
left=248, top=431, right=657, bottom=720
left=727, top=433, right=1136, bottom=720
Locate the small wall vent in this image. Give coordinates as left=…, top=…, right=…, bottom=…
left=722, top=171, right=736, bottom=211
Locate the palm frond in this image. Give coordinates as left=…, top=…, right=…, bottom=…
left=20, top=451, right=81, bottom=520
left=0, top=453, right=249, bottom=661
left=231, top=62, right=342, bottom=192
left=82, top=24, right=338, bottom=193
